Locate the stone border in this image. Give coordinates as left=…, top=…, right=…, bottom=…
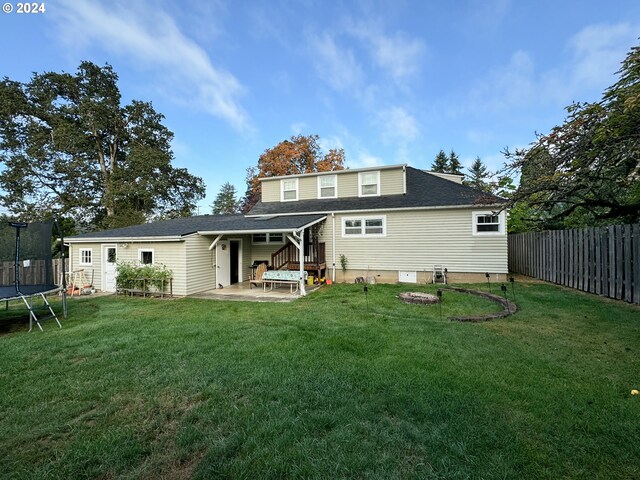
left=399, top=292, right=440, bottom=304
left=444, top=287, right=517, bottom=322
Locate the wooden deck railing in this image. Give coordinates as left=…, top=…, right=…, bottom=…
left=271, top=242, right=326, bottom=271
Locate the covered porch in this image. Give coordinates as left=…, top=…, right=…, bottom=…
left=198, top=214, right=328, bottom=296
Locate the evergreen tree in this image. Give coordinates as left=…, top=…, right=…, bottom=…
left=465, top=156, right=490, bottom=191
left=448, top=149, right=463, bottom=175
left=431, top=149, right=449, bottom=173
left=212, top=182, right=240, bottom=215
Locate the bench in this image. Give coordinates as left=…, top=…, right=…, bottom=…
left=262, top=270, right=308, bottom=293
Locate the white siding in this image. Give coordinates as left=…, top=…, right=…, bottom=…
left=298, top=176, right=317, bottom=200
left=380, top=168, right=405, bottom=195
left=69, top=243, right=104, bottom=291
left=69, top=241, right=189, bottom=295
left=250, top=242, right=285, bottom=268
left=185, top=235, right=216, bottom=295
left=321, top=209, right=508, bottom=275
left=261, top=179, right=280, bottom=202
left=241, top=236, right=252, bottom=280
left=260, top=166, right=406, bottom=202
left=337, top=172, right=358, bottom=197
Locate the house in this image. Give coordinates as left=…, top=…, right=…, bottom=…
left=66, top=164, right=508, bottom=295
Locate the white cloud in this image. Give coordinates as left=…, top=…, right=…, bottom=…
left=319, top=135, right=344, bottom=152
left=347, top=152, right=385, bottom=169
left=53, top=0, right=249, bottom=130
left=350, top=22, right=426, bottom=83
left=464, top=22, right=638, bottom=115
left=468, top=50, right=536, bottom=111
left=308, top=31, right=364, bottom=92
left=468, top=0, right=511, bottom=29
left=377, top=107, right=420, bottom=142
left=290, top=122, right=308, bottom=135
left=568, top=23, right=637, bottom=89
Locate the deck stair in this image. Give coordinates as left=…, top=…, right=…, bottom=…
left=271, top=241, right=327, bottom=279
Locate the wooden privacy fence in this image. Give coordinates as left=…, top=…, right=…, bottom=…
left=509, top=224, right=640, bottom=304
left=0, top=258, right=69, bottom=286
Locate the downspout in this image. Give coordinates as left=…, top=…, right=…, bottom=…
left=292, top=229, right=306, bottom=296
left=332, top=213, right=336, bottom=283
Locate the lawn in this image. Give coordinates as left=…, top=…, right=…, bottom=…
left=0, top=283, right=639, bottom=479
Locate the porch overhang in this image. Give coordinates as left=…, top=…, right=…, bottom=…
left=198, top=214, right=327, bottom=297
left=196, top=214, right=327, bottom=236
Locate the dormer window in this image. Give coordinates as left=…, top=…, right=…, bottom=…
left=359, top=171, right=380, bottom=197
left=281, top=178, right=298, bottom=201
left=318, top=175, right=337, bottom=199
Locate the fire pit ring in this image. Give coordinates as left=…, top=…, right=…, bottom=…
left=399, top=292, right=440, bottom=305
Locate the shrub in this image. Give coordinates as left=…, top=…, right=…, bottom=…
left=116, top=262, right=173, bottom=293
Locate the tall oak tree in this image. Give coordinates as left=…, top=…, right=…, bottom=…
left=0, top=61, right=205, bottom=229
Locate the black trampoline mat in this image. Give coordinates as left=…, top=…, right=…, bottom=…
left=0, top=285, right=61, bottom=301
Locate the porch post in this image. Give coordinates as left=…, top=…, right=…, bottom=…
left=298, top=228, right=306, bottom=296
left=208, top=234, right=223, bottom=251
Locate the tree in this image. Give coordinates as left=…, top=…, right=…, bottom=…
left=0, top=61, right=205, bottom=229
left=431, top=149, right=449, bottom=173
left=465, top=156, right=490, bottom=191
left=212, top=182, right=240, bottom=215
left=448, top=149, right=463, bottom=175
left=502, top=43, right=640, bottom=230
left=241, top=134, right=345, bottom=212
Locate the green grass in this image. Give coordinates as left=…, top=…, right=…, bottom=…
left=0, top=283, right=639, bottom=479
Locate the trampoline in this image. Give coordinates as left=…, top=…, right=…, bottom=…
left=0, top=220, right=67, bottom=331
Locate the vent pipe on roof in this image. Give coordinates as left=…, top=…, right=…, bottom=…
left=403, top=165, right=407, bottom=194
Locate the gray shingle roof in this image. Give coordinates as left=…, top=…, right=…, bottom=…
left=68, top=214, right=327, bottom=240
left=68, top=168, right=504, bottom=241
left=248, top=167, right=505, bottom=215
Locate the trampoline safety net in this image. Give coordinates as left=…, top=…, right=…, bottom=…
left=0, top=220, right=57, bottom=295
left=1, top=219, right=67, bottom=331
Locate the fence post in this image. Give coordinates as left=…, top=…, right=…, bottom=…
left=633, top=224, right=640, bottom=304
left=608, top=226, right=615, bottom=299
left=624, top=224, right=632, bottom=303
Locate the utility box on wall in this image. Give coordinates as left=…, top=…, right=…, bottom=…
left=398, top=271, right=417, bottom=283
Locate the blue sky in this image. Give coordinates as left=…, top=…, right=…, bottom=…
left=1, top=0, right=638, bottom=213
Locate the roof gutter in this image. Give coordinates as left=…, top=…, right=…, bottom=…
left=245, top=204, right=507, bottom=218
left=65, top=235, right=185, bottom=243
left=258, top=164, right=407, bottom=182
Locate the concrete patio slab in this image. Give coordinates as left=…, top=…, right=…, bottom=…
left=190, top=281, right=322, bottom=302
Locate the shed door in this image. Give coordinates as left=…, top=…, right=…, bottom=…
left=103, top=245, right=117, bottom=292
left=216, top=241, right=230, bottom=287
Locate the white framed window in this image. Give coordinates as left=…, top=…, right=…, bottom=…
left=252, top=233, right=285, bottom=245
left=138, top=249, right=154, bottom=264
left=344, top=219, right=362, bottom=236
left=342, top=216, right=386, bottom=237
left=252, top=233, right=267, bottom=243
left=281, top=178, right=298, bottom=201
left=472, top=211, right=504, bottom=236
left=79, top=248, right=92, bottom=266
left=358, top=171, right=380, bottom=197
left=318, top=175, right=337, bottom=199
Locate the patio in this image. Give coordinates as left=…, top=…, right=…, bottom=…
left=191, top=281, right=322, bottom=302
